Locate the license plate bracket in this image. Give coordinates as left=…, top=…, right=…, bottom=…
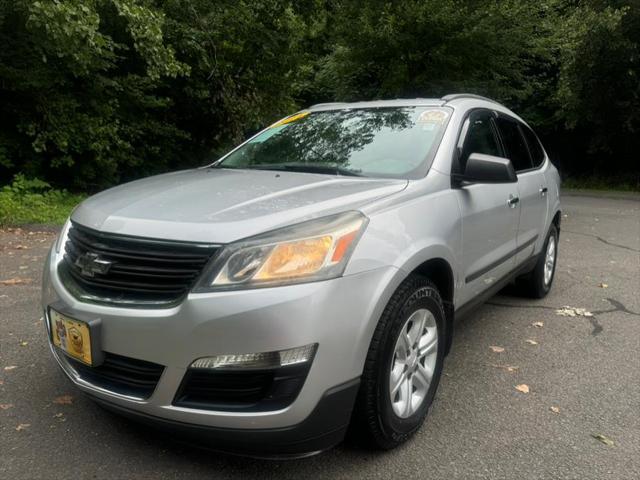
left=48, top=302, right=104, bottom=367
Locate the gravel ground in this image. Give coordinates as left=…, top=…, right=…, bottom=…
left=1, top=193, right=639, bottom=479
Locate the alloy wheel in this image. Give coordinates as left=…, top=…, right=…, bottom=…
left=389, top=309, right=438, bottom=418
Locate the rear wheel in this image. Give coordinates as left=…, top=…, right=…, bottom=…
left=518, top=224, right=558, bottom=298
left=351, top=275, right=445, bottom=449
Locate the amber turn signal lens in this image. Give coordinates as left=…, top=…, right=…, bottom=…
left=331, top=230, right=358, bottom=263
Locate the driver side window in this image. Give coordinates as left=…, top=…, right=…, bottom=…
left=458, top=111, right=502, bottom=173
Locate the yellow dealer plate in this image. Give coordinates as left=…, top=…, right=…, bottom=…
left=50, top=309, right=93, bottom=366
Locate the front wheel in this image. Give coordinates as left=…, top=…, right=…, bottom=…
left=351, top=275, right=446, bottom=449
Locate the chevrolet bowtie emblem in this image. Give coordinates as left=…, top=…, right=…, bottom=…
left=74, top=252, right=112, bottom=277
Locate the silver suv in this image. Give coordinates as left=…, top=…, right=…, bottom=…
left=42, top=94, right=561, bottom=456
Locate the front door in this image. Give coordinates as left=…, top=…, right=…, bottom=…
left=454, top=110, right=521, bottom=307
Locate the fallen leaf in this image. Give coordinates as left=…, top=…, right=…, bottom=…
left=550, top=406, right=560, bottom=414
left=591, top=434, right=614, bottom=446
left=0, top=403, right=14, bottom=410
left=15, top=423, right=30, bottom=431
left=489, top=346, right=505, bottom=353
left=556, top=306, right=576, bottom=317
left=14, top=245, right=28, bottom=250
left=19, top=265, right=28, bottom=270
left=4, top=366, right=17, bottom=371
left=489, top=364, right=519, bottom=372
left=53, top=413, right=64, bottom=418
left=515, top=384, right=530, bottom=394
left=598, top=283, right=608, bottom=289
left=532, top=321, right=544, bottom=328
left=525, top=339, right=538, bottom=345
left=0, top=278, right=31, bottom=286
left=53, top=395, right=73, bottom=405
left=556, top=306, right=593, bottom=317
left=19, top=341, right=28, bottom=347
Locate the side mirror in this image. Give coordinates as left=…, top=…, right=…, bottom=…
left=455, top=153, right=517, bottom=185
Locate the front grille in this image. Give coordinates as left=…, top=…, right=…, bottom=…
left=173, top=363, right=311, bottom=412
left=67, top=352, right=164, bottom=399
left=60, top=222, right=218, bottom=306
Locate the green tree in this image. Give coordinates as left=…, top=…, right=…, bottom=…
left=159, top=0, right=307, bottom=157
left=310, top=1, right=558, bottom=104
left=0, top=0, right=637, bottom=190
left=552, top=1, right=639, bottom=175
left=0, top=0, right=189, bottom=188
left=0, top=0, right=308, bottom=189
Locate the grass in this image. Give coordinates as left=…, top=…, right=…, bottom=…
left=0, top=175, right=85, bottom=225
left=562, top=175, right=639, bottom=192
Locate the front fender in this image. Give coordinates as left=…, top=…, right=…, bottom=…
left=344, top=184, right=462, bottom=366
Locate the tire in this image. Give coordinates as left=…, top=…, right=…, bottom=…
left=518, top=224, right=559, bottom=298
left=351, top=275, right=446, bottom=450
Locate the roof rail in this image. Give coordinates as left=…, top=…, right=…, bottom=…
left=309, top=102, right=345, bottom=109
left=441, top=93, right=499, bottom=104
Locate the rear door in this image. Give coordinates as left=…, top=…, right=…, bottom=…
left=454, top=109, right=521, bottom=307
left=495, top=116, right=548, bottom=266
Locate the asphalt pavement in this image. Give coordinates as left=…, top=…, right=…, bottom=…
left=1, top=193, right=639, bottom=479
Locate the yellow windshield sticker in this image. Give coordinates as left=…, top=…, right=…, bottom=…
left=271, top=111, right=310, bottom=128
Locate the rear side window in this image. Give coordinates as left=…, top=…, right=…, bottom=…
left=496, top=118, right=532, bottom=172
left=521, top=126, right=545, bottom=168
left=458, top=111, right=502, bottom=173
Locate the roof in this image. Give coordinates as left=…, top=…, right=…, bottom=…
left=309, top=93, right=507, bottom=111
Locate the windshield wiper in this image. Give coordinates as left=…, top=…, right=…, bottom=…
left=240, top=163, right=363, bottom=177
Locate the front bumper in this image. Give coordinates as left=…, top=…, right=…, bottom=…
left=90, top=378, right=360, bottom=457
left=42, top=245, right=397, bottom=453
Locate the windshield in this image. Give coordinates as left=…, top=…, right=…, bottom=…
left=215, top=106, right=451, bottom=179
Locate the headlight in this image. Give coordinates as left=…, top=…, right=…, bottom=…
left=55, top=217, right=72, bottom=254
left=193, top=211, right=368, bottom=291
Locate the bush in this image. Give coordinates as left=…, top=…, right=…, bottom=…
left=0, top=174, right=84, bottom=225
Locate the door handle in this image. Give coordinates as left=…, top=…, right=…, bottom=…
left=539, top=187, right=548, bottom=196
left=507, top=195, right=519, bottom=208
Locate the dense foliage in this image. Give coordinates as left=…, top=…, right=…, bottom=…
left=0, top=0, right=637, bottom=191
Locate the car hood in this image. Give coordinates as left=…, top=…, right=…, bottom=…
left=72, top=168, right=408, bottom=243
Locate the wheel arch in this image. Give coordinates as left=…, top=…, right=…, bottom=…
left=552, top=209, right=561, bottom=237
left=368, top=253, right=456, bottom=359
left=355, top=244, right=460, bottom=381
left=410, top=258, right=455, bottom=355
